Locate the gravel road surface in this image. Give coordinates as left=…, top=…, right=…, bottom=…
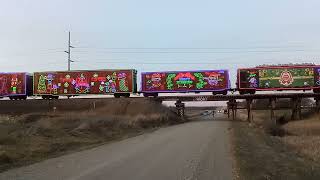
left=0, top=113, right=232, bottom=180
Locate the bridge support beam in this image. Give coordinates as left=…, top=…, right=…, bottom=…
left=270, top=98, right=276, bottom=125
left=154, top=98, right=163, bottom=104
left=232, top=99, right=237, bottom=120
left=175, top=100, right=185, bottom=118
left=298, top=98, right=302, bottom=120
left=316, top=98, right=320, bottom=120
left=316, top=98, right=320, bottom=113
left=246, top=99, right=253, bottom=123
left=227, top=100, right=231, bottom=119
left=291, top=97, right=302, bottom=120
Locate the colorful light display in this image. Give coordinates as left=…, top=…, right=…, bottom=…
left=33, top=70, right=136, bottom=95
left=238, top=66, right=320, bottom=89
left=141, top=70, right=229, bottom=92
left=0, top=73, right=26, bottom=96
left=315, top=67, right=320, bottom=86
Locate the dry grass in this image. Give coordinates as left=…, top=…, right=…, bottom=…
left=231, top=109, right=320, bottom=179
left=0, top=99, right=182, bottom=172
left=283, top=115, right=320, bottom=136
left=281, top=114, right=320, bottom=161
left=231, top=121, right=320, bottom=180
left=244, top=108, right=320, bottom=162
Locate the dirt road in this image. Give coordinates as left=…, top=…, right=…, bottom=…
left=0, top=113, right=232, bottom=180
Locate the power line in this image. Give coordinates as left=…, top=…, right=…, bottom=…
left=75, top=60, right=275, bottom=65
left=72, top=49, right=306, bottom=54
left=74, top=45, right=305, bottom=50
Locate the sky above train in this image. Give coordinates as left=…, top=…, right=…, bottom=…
left=1, top=0, right=320, bottom=87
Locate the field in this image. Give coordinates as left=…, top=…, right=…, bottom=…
left=0, top=98, right=181, bottom=172
left=282, top=115, right=320, bottom=162
left=231, top=99, right=320, bottom=180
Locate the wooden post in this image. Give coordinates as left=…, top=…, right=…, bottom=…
left=212, top=107, right=215, bottom=119
left=246, top=98, right=253, bottom=122
left=232, top=99, right=237, bottom=120
left=227, top=100, right=232, bottom=119
left=270, top=98, right=276, bottom=125
left=227, top=99, right=237, bottom=120
left=155, top=98, right=163, bottom=104
left=235, top=102, right=237, bottom=120
left=291, top=97, right=298, bottom=120
left=316, top=98, right=320, bottom=114
left=48, top=99, right=53, bottom=112
left=297, top=98, right=302, bottom=120
left=316, top=98, right=320, bottom=120
left=232, top=107, right=235, bottom=120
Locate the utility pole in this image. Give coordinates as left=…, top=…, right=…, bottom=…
left=64, top=31, right=74, bottom=71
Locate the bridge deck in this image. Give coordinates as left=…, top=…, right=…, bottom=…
left=156, top=93, right=320, bottom=101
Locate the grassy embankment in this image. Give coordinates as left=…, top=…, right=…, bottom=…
left=0, top=98, right=182, bottom=172
left=231, top=99, right=320, bottom=180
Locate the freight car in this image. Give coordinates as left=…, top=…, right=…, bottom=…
left=141, top=70, right=230, bottom=97
left=237, top=64, right=320, bottom=94
left=33, top=69, right=137, bottom=99
left=0, top=72, right=33, bottom=100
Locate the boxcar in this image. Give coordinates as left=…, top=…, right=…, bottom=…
left=0, top=72, right=33, bottom=100
left=237, top=65, right=320, bottom=94
left=33, top=69, right=137, bottom=99
left=141, top=70, right=230, bottom=97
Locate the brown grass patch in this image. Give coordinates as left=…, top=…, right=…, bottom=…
left=281, top=114, right=320, bottom=161
left=0, top=99, right=182, bottom=172
left=231, top=109, right=320, bottom=179
left=231, top=122, right=320, bottom=180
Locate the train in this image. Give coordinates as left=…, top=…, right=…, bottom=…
left=141, top=70, right=230, bottom=97
left=0, top=70, right=137, bottom=99
left=0, top=72, right=33, bottom=100
left=237, top=64, right=320, bottom=94
left=33, top=69, right=137, bottom=99
left=0, top=64, right=319, bottom=100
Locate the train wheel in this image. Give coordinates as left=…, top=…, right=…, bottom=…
left=124, top=93, right=130, bottom=98
left=222, top=91, right=228, bottom=95
left=114, top=93, right=120, bottom=98
left=9, top=97, right=14, bottom=100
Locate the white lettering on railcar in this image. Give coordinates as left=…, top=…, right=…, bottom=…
left=194, top=96, right=207, bottom=101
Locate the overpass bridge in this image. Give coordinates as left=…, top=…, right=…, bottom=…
left=0, top=93, right=319, bottom=123
left=155, top=93, right=320, bottom=123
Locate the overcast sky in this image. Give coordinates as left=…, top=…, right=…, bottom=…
left=1, top=0, right=320, bottom=85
